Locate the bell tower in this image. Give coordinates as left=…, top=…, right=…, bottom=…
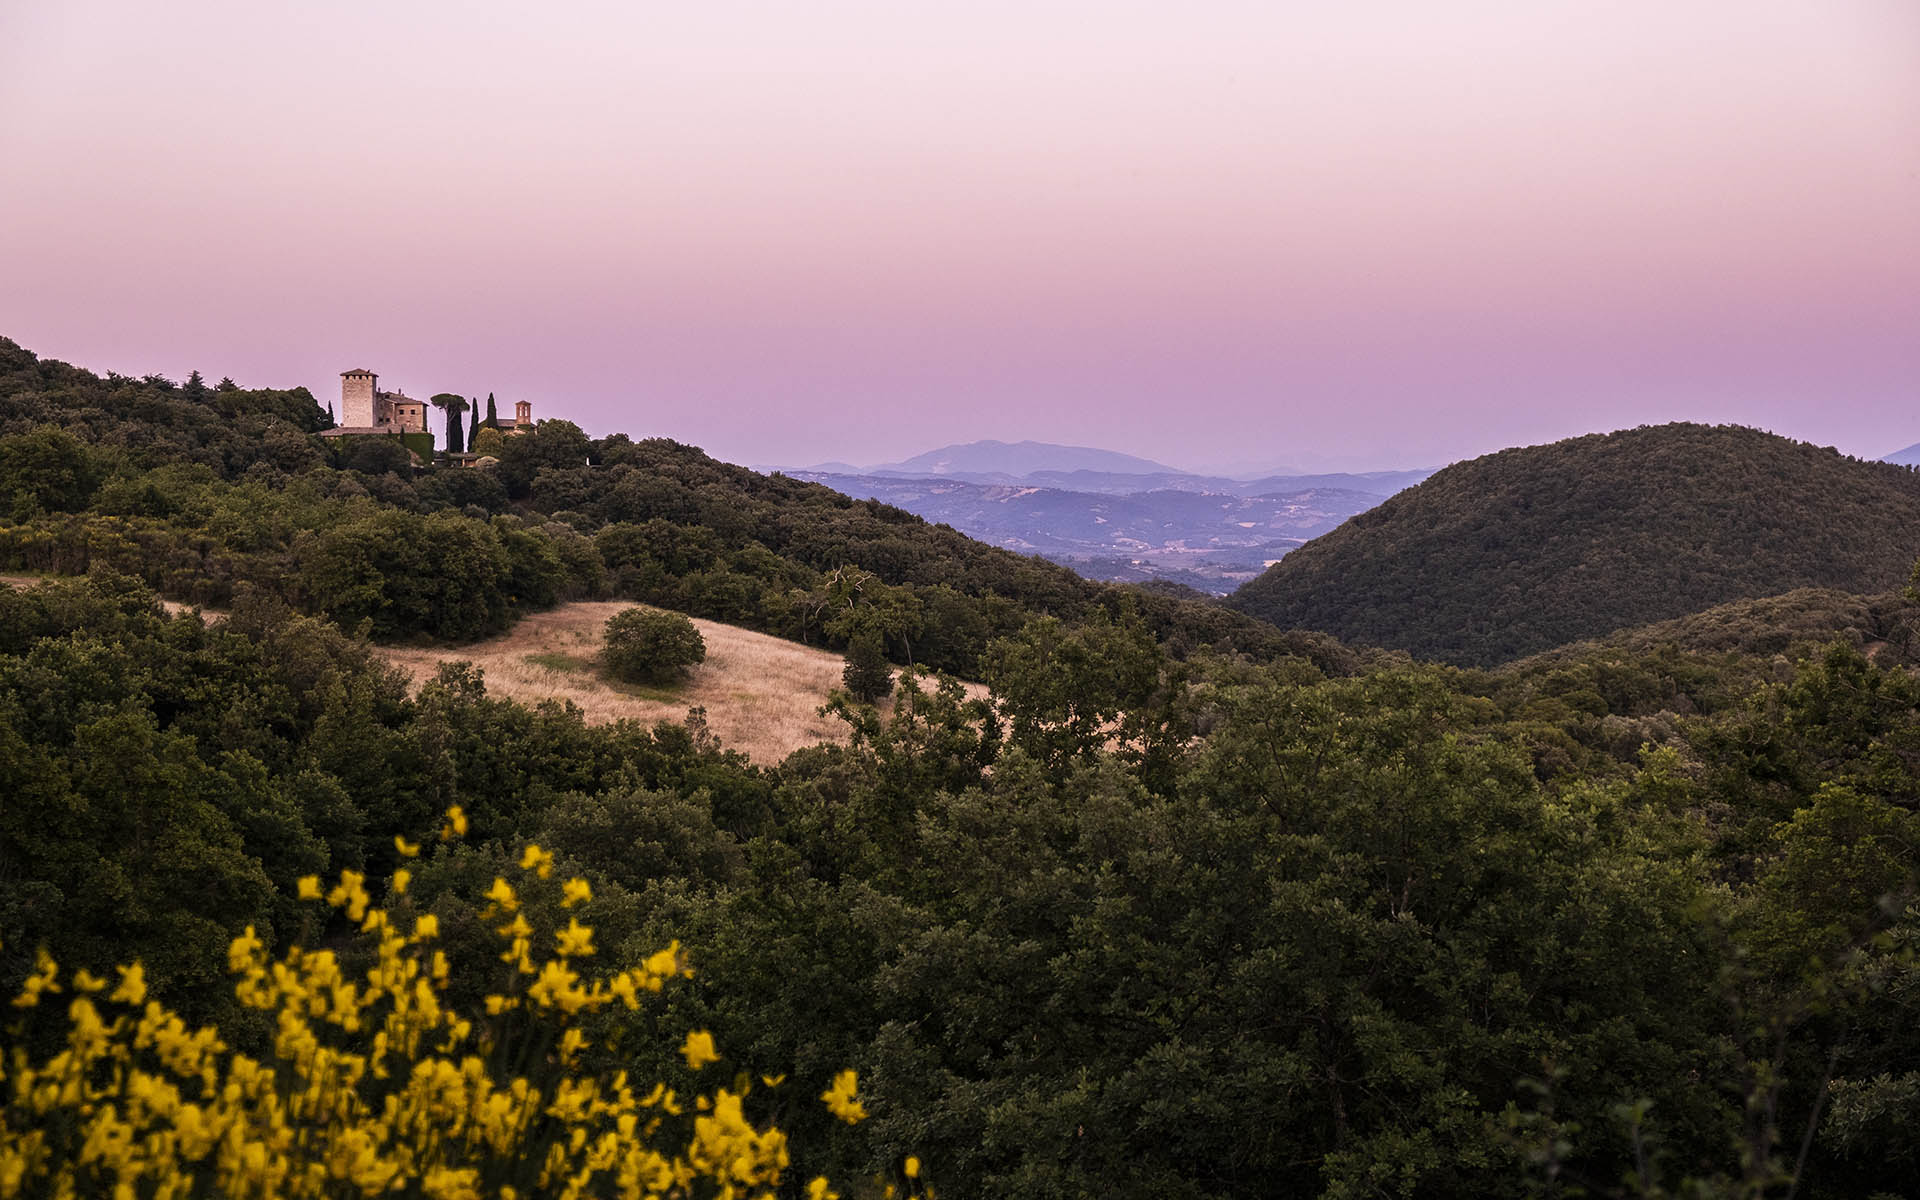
left=515, top=400, right=532, bottom=427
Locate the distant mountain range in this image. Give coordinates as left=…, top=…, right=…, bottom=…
left=786, top=440, right=1429, bottom=498
left=773, top=441, right=1436, bottom=593
left=866, top=439, right=1185, bottom=478
left=1231, top=423, right=1920, bottom=665
left=1886, top=442, right=1920, bottom=467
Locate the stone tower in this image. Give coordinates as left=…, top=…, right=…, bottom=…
left=515, top=400, right=532, bottom=427
left=340, top=369, right=378, bottom=428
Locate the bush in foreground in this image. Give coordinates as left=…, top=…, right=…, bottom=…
left=602, top=607, right=706, bottom=686
left=0, top=808, right=921, bottom=1200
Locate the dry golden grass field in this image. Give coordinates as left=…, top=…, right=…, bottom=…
left=376, top=600, right=942, bottom=762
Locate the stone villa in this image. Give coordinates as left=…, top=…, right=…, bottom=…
left=320, top=368, right=537, bottom=461
left=327, top=368, right=428, bottom=436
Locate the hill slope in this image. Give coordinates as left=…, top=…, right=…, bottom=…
left=0, top=334, right=1335, bottom=676
left=1228, top=423, right=1920, bottom=665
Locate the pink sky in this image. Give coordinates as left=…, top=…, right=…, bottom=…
left=1, top=0, right=1915, bottom=471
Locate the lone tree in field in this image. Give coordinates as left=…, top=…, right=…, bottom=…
left=603, top=607, right=706, bottom=685
left=842, top=631, right=894, bottom=702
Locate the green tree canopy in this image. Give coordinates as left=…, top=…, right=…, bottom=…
left=602, top=607, right=706, bottom=685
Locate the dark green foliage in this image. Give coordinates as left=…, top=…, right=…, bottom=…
left=432, top=393, right=469, bottom=454
left=296, top=509, right=517, bottom=640
left=0, top=425, right=99, bottom=517
left=1231, top=424, right=1920, bottom=665
left=336, top=435, right=415, bottom=477
left=416, top=466, right=507, bottom=515
left=984, top=606, right=1166, bottom=777
left=484, top=392, right=499, bottom=428
left=6, top=557, right=1920, bottom=1195
left=840, top=632, right=893, bottom=701
left=0, top=337, right=329, bottom=478
left=493, top=419, right=591, bottom=497
left=601, top=607, right=706, bottom=684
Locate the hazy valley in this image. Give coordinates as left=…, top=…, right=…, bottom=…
left=780, top=440, right=1435, bottom=592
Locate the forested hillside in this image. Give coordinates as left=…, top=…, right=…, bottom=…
left=0, top=336, right=1340, bottom=675
left=6, top=342, right=1920, bottom=1197
left=1230, top=423, right=1920, bottom=665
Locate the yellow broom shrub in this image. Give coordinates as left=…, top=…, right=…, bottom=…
left=0, top=807, right=923, bottom=1200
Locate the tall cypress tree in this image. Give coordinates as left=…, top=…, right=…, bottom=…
left=484, top=392, right=499, bottom=429
left=467, top=395, right=480, bottom=447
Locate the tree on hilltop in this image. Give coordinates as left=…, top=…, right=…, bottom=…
left=431, top=393, right=471, bottom=454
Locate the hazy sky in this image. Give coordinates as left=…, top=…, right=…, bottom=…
left=2, top=1, right=1914, bottom=472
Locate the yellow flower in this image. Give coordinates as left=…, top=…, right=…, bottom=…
left=518, top=844, right=554, bottom=879
left=561, top=877, right=592, bottom=908
left=527, top=960, right=587, bottom=1013
left=642, top=941, right=689, bottom=981
left=440, top=804, right=469, bottom=840
left=554, top=919, right=596, bottom=959
left=761, top=1074, right=787, bottom=1088
left=392, top=868, right=412, bottom=896
left=228, top=926, right=264, bottom=974
left=808, top=1177, right=840, bottom=1200
left=485, top=877, right=519, bottom=912
left=905, top=1155, right=921, bottom=1178
left=11, top=950, right=58, bottom=1008
left=296, top=875, right=323, bottom=900
left=328, top=870, right=371, bottom=921
left=680, top=1030, right=720, bottom=1071
left=821, top=1070, right=868, bottom=1124
left=394, top=835, right=421, bottom=858
left=110, top=962, right=146, bottom=1006
left=0, top=893, right=863, bottom=1200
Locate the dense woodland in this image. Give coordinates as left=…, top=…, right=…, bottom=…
left=4, top=339, right=1920, bottom=1197
left=1230, top=423, right=1920, bottom=666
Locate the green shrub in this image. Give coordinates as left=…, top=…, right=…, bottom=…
left=842, top=631, right=894, bottom=702
left=603, top=606, right=706, bottom=684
